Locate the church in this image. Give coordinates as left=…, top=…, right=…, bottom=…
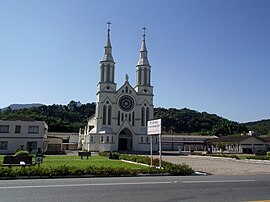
left=78, top=23, right=158, bottom=152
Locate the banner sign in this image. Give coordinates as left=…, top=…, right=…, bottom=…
left=147, top=119, right=161, bottom=135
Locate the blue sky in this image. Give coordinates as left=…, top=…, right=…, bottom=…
left=0, top=0, right=269, bottom=123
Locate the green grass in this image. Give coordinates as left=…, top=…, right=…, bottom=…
left=0, top=155, right=146, bottom=169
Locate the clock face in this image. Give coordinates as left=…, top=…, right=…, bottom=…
left=119, top=95, right=134, bottom=111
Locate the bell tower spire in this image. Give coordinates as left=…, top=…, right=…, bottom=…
left=101, top=21, right=114, bottom=63
left=99, top=22, right=115, bottom=84
left=136, top=26, right=151, bottom=87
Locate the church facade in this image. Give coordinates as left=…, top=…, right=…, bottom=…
left=78, top=24, right=158, bottom=152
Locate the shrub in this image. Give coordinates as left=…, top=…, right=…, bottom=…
left=0, top=167, right=16, bottom=177
left=267, top=152, right=270, bottom=157
left=98, top=151, right=109, bottom=157
left=109, top=152, right=120, bottom=160
left=14, top=150, right=30, bottom=157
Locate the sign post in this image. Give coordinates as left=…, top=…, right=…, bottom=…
left=147, top=119, right=162, bottom=168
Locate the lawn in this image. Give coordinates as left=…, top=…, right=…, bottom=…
left=0, top=155, right=146, bottom=169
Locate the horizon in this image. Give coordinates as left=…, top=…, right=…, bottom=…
left=1, top=0, right=270, bottom=123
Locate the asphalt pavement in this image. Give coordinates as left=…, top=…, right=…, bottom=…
left=161, top=154, right=270, bottom=175
left=0, top=175, right=270, bottom=202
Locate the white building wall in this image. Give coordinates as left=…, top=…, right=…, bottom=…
left=0, top=120, right=48, bottom=154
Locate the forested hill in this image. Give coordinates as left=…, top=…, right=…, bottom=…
left=154, top=107, right=247, bottom=135
left=0, top=101, right=96, bottom=132
left=0, top=101, right=268, bottom=135
left=244, top=120, right=270, bottom=136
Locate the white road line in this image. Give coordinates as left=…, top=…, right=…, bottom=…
left=182, top=179, right=256, bottom=184
left=0, top=181, right=172, bottom=190
left=0, top=179, right=256, bottom=190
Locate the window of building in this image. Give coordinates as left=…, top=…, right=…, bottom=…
left=146, top=136, right=149, bottom=143
left=28, top=126, right=39, bottom=134
left=132, top=112, right=135, bottom=126
left=0, top=141, right=8, bottom=150
left=106, top=65, right=111, bottom=82
left=90, top=136, right=94, bottom=142
left=118, top=111, right=120, bottom=125
left=111, top=136, right=114, bottom=142
left=15, top=125, right=21, bottom=133
left=146, top=107, right=149, bottom=126
left=141, top=107, right=145, bottom=126
left=0, top=125, right=9, bottom=133
left=101, top=136, right=104, bottom=143
left=129, top=113, right=131, bottom=122
left=26, top=141, right=37, bottom=151
left=121, top=113, right=124, bottom=122
left=125, top=86, right=128, bottom=93
left=141, top=137, right=143, bottom=143
left=100, top=64, right=105, bottom=82
left=108, top=105, right=112, bottom=125
left=103, top=105, right=107, bottom=125
left=106, top=136, right=109, bottom=142
left=144, top=68, right=148, bottom=85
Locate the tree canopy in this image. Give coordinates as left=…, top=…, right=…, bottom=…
left=1, top=101, right=268, bottom=135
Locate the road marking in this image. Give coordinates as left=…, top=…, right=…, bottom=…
left=0, top=179, right=256, bottom=190
left=0, top=181, right=172, bottom=190
left=182, top=179, right=256, bottom=184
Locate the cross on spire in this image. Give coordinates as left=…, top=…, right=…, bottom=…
left=142, top=26, right=146, bottom=38
left=107, top=21, right=111, bottom=32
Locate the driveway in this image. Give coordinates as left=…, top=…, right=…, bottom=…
left=162, top=155, right=270, bottom=175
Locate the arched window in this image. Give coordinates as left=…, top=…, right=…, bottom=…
left=100, top=64, right=105, bottom=82
left=117, top=111, right=120, bottom=125
left=108, top=105, right=112, bottom=125
left=121, top=113, right=124, bottom=122
left=144, top=68, right=147, bottom=85
left=125, top=86, right=128, bottom=93
left=132, top=112, right=135, bottom=126
left=106, top=136, right=109, bottom=142
left=103, top=105, right=107, bottom=125
left=128, top=113, right=131, bottom=122
left=141, top=107, right=145, bottom=126
left=111, top=136, right=114, bottom=142
left=106, top=65, right=111, bottom=82
left=101, top=136, right=104, bottom=143
left=138, top=69, right=142, bottom=85
left=146, top=107, right=149, bottom=126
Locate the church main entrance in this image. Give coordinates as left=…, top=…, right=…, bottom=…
left=118, top=128, right=132, bottom=151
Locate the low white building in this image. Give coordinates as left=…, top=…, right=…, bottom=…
left=47, top=132, right=79, bottom=152
left=0, top=120, right=48, bottom=154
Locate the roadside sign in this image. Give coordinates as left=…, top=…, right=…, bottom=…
left=147, top=118, right=162, bottom=168
left=147, top=119, right=161, bottom=135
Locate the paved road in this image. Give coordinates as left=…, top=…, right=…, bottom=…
left=162, top=155, right=270, bottom=175
left=0, top=175, right=270, bottom=202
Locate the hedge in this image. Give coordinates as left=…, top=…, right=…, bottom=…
left=0, top=153, right=194, bottom=178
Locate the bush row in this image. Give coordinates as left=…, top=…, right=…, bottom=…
left=246, top=156, right=270, bottom=160
left=0, top=165, right=162, bottom=178
left=192, top=153, right=240, bottom=159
